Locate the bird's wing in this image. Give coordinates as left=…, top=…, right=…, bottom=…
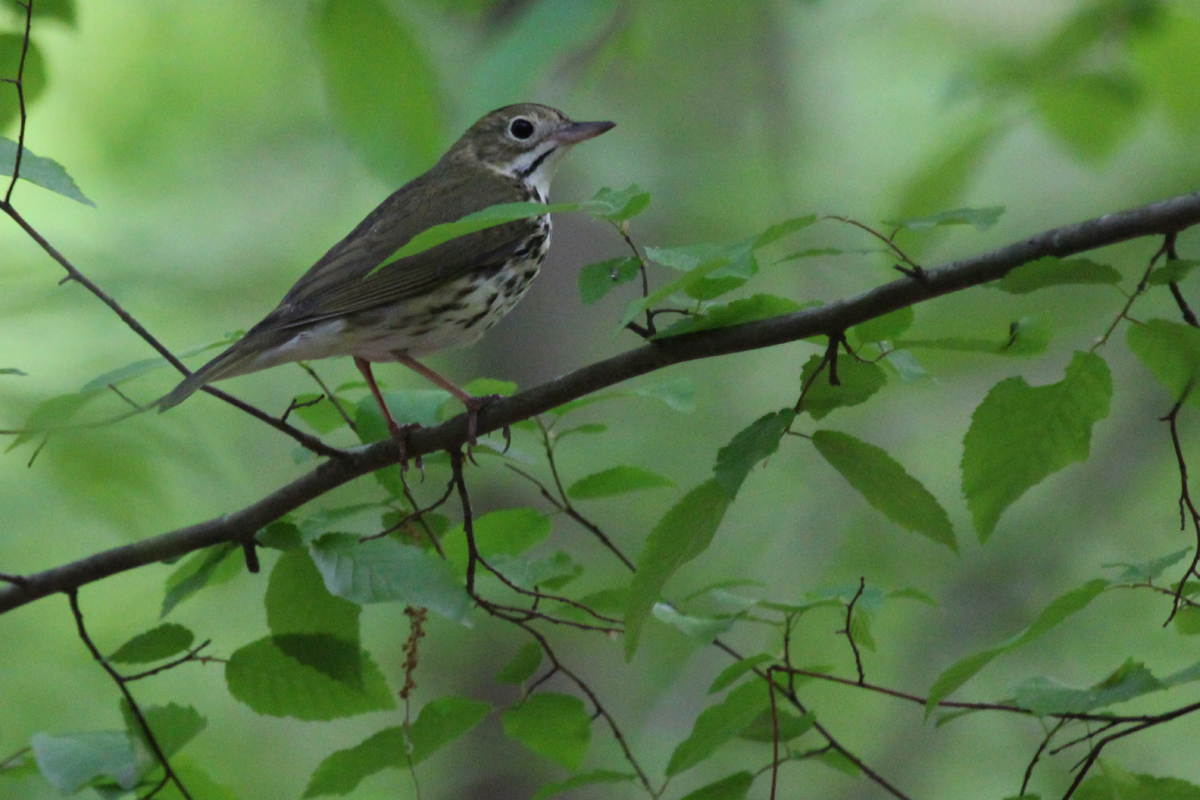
left=258, top=167, right=539, bottom=330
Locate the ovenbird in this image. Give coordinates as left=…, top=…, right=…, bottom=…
left=158, top=103, right=614, bottom=452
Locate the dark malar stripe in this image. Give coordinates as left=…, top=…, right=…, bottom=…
left=520, top=146, right=557, bottom=179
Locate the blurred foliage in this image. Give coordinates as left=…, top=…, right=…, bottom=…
left=6, top=0, right=1200, bottom=799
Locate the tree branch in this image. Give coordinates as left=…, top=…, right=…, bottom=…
left=5, top=190, right=1200, bottom=615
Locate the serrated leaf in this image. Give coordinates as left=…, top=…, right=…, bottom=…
left=530, top=770, right=636, bottom=800
left=1174, top=607, right=1200, bottom=635
left=122, top=702, right=205, bottom=761
left=738, top=709, right=815, bottom=742
left=886, top=206, right=1005, bottom=231
left=109, top=624, right=194, bottom=664
left=304, top=727, right=405, bottom=797
left=1013, top=659, right=1163, bottom=715
left=567, top=465, right=674, bottom=500
left=925, top=578, right=1109, bottom=715
left=375, top=201, right=578, bottom=270
left=443, top=508, right=552, bottom=575
left=585, top=184, right=650, bottom=221
left=962, top=351, right=1112, bottom=540
left=225, top=635, right=394, bottom=720
left=488, top=551, right=583, bottom=591
left=713, top=409, right=795, bottom=499
left=652, top=603, right=734, bottom=642
left=754, top=215, right=818, bottom=249
left=812, top=430, right=956, bottom=550
left=666, top=680, right=769, bottom=776
left=409, top=695, right=491, bottom=764
left=709, top=654, right=774, bottom=693
left=266, top=548, right=360, bottom=641
left=1102, top=548, right=1192, bottom=582
left=1148, top=259, right=1200, bottom=286
left=658, top=294, right=803, bottom=337
left=1073, top=763, right=1200, bottom=800
left=679, top=771, right=756, bottom=800
left=502, top=693, right=591, bottom=770
left=995, top=256, right=1122, bottom=294
left=579, top=256, right=642, bottom=305
left=496, top=642, right=543, bottom=684
left=309, top=533, right=470, bottom=623
left=161, top=542, right=242, bottom=617
left=852, top=307, right=915, bottom=345
left=626, top=480, right=731, bottom=659
left=1127, top=319, right=1200, bottom=407
left=799, top=354, right=887, bottom=419
left=31, top=732, right=139, bottom=793
left=0, top=136, right=92, bottom=206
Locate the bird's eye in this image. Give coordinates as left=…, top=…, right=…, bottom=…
left=509, top=117, right=535, bottom=139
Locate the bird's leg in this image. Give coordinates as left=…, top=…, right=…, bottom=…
left=355, top=356, right=421, bottom=470
left=392, top=353, right=505, bottom=447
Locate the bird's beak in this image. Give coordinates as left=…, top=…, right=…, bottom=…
left=553, top=119, right=616, bottom=145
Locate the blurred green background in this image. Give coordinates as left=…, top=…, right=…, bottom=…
left=4, top=0, right=1200, bottom=797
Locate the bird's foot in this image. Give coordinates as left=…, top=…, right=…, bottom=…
left=386, top=420, right=424, bottom=472
left=461, top=394, right=511, bottom=465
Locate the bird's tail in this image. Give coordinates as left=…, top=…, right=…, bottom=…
left=156, top=342, right=256, bottom=411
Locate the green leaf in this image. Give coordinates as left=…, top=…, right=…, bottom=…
left=1174, top=607, right=1200, bottom=635
left=1034, top=73, right=1140, bottom=163
left=487, top=551, right=583, bottom=591
left=291, top=393, right=352, bottom=434
left=0, top=367, right=26, bottom=375
left=652, top=603, right=735, bottom=642
left=122, top=702, right=206, bottom=761
left=1013, top=659, right=1164, bottom=715
left=375, top=201, right=578, bottom=270
left=754, top=214, right=818, bottom=249
left=567, top=465, right=674, bottom=500
left=658, top=294, right=803, bottom=337
left=1103, top=548, right=1192, bottom=582
left=0, top=136, right=93, bottom=206
left=5, top=391, right=94, bottom=451
left=586, top=184, right=651, bottom=221
left=709, top=654, right=774, bottom=693
left=530, top=770, right=636, bottom=800
left=0, top=0, right=75, bottom=24
left=304, top=726, right=405, bottom=797
left=888, top=587, right=938, bottom=606
left=852, top=307, right=915, bottom=344
left=30, top=731, right=138, bottom=793
left=309, top=533, right=470, bottom=623
left=995, top=256, right=1123, bottom=294
left=739, top=710, right=815, bottom=742
left=153, top=757, right=238, bottom=800
left=962, top=351, right=1112, bottom=540
left=713, top=409, right=796, bottom=499
left=225, top=635, right=395, bottom=720
left=666, top=680, right=769, bottom=776
left=886, top=206, right=1005, bottom=231
left=891, top=124, right=1000, bottom=230
left=897, top=317, right=1055, bottom=359
left=579, top=256, right=642, bottom=305
left=443, top=508, right=552, bottom=574
left=161, top=542, right=242, bottom=617
left=1127, top=319, right=1200, bottom=407
left=814, top=749, right=861, bottom=776
left=925, top=578, right=1109, bottom=715
left=626, top=480, right=732, bottom=659
left=799, top=354, right=887, bottom=419
left=1073, top=762, right=1200, bottom=800
left=496, top=642, right=543, bottom=684
left=311, top=0, right=441, bottom=182
left=266, top=548, right=360, bottom=641
left=0, top=35, right=45, bottom=134
left=678, top=772, right=756, bottom=800
left=1148, top=259, right=1200, bottom=286
left=109, top=624, right=194, bottom=664
left=409, top=695, right=491, bottom=764
left=812, top=430, right=956, bottom=550
left=502, top=693, right=591, bottom=770
left=632, top=377, right=696, bottom=413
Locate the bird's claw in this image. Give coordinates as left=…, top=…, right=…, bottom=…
left=387, top=420, right=424, bottom=472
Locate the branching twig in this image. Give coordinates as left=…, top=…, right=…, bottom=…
left=839, top=577, right=867, bottom=684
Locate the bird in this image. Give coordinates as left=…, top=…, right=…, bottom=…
left=157, top=103, right=614, bottom=458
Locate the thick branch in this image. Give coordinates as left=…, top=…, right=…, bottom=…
left=4, top=190, right=1200, bottom=614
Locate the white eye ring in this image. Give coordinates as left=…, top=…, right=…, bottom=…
left=509, top=117, right=535, bottom=140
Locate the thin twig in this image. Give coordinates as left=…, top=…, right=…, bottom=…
left=839, top=577, right=867, bottom=684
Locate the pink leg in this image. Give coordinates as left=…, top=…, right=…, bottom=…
left=355, top=356, right=420, bottom=469
left=393, top=353, right=496, bottom=444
